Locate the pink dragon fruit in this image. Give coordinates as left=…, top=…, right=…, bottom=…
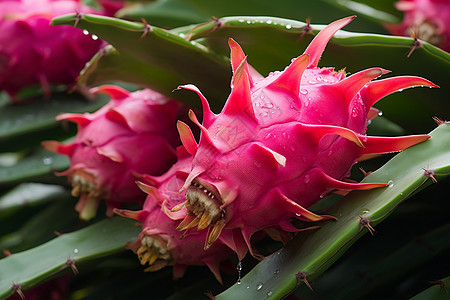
left=43, top=85, right=181, bottom=220
left=0, top=0, right=111, bottom=101
left=387, top=0, right=450, bottom=52
left=115, top=147, right=234, bottom=283
left=167, top=16, right=436, bottom=255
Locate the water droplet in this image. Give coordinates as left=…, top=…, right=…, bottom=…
left=300, top=89, right=308, bottom=95
left=82, top=29, right=89, bottom=35
left=259, top=112, right=269, bottom=117
left=265, top=133, right=272, bottom=140
left=378, top=111, right=383, bottom=116
left=308, top=80, right=317, bottom=85
left=388, top=180, right=394, bottom=187
left=256, top=283, right=263, bottom=290
left=398, top=89, right=404, bottom=92
left=267, top=291, right=273, bottom=296
left=282, top=132, right=287, bottom=138
left=295, top=213, right=301, bottom=217
left=277, top=251, right=281, bottom=255
left=304, top=174, right=311, bottom=184
left=266, top=20, right=273, bottom=24
left=246, top=286, right=250, bottom=289
left=42, top=157, right=53, bottom=165
left=352, top=107, right=359, bottom=118
left=360, top=209, right=370, bottom=216
left=320, top=191, right=328, bottom=198
left=274, top=269, right=280, bottom=275
left=73, top=248, right=79, bottom=253
left=91, top=34, right=99, bottom=40
left=316, top=75, right=323, bottom=81
left=261, top=103, right=274, bottom=109
left=237, top=261, right=242, bottom=284
left=260, top=93, right=265, bottom=99
left=246, top=20, right=252, bottom=24
left=285, top=24, right=292, bottom=29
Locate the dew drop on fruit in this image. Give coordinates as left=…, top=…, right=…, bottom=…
left=304, top=174, right=311, bottom=184
left=261, top=103, right=274, bottom=109
left=300, top=89, right=308, bottom=95
left=82, top=29, right=89, bottom=35
left=91, top=34, right=99, bottom=40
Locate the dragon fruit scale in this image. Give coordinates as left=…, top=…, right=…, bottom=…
left=0, top=0, right=115, bottom=101
left=42, top=85, right=181, bottom=220
left=169, top=16, right=437, bottom=253
left=387, top=0, right=450, bottom=52
left=115, top=147, right=234, bottom=283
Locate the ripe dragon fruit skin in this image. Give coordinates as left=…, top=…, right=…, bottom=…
left=168, top=16, right=437, bottom=257
left=42, top=85, right=181, bottom=220
left=115, top=147, right=234, bottom=283
left=0, top=0, right=113, bottom=101
left=387, top=0, right=450, bottom=52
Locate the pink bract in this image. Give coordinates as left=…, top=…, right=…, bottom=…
left=0, top=0, right=113, bottom=101
left=43, top=85, right=181, bottom=220
left=115, top=148, right=234, bottom=283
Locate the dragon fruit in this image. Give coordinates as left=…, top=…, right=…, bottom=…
left=168, top=16, right=436, bottom=255
left=42, top=85, right=181, bottom=220
left=115, top=147, right=234, bottom=283
left=387, top=0, right=450, bottom=52
left=0, top=0, right=111, bottom=101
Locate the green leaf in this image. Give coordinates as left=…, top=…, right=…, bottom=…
left=217, top=122, right=450, bottom=299
left=0, top=93, right=108, bottom=152
left=117, top=0, right=389, bottom=33
left=51, top=13, right=232, bottom=112
left=411, top=276, right=450, bottom=300
left=0, top=217, right=140, bottom=299
left=0, top=198, right=78, bottom=253
left=0, top=183, right=68, bottom=218
left=0, top=146, right=69, bottom=188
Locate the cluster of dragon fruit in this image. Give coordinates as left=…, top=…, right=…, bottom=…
left=2, top=0, right=443, bottom=283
